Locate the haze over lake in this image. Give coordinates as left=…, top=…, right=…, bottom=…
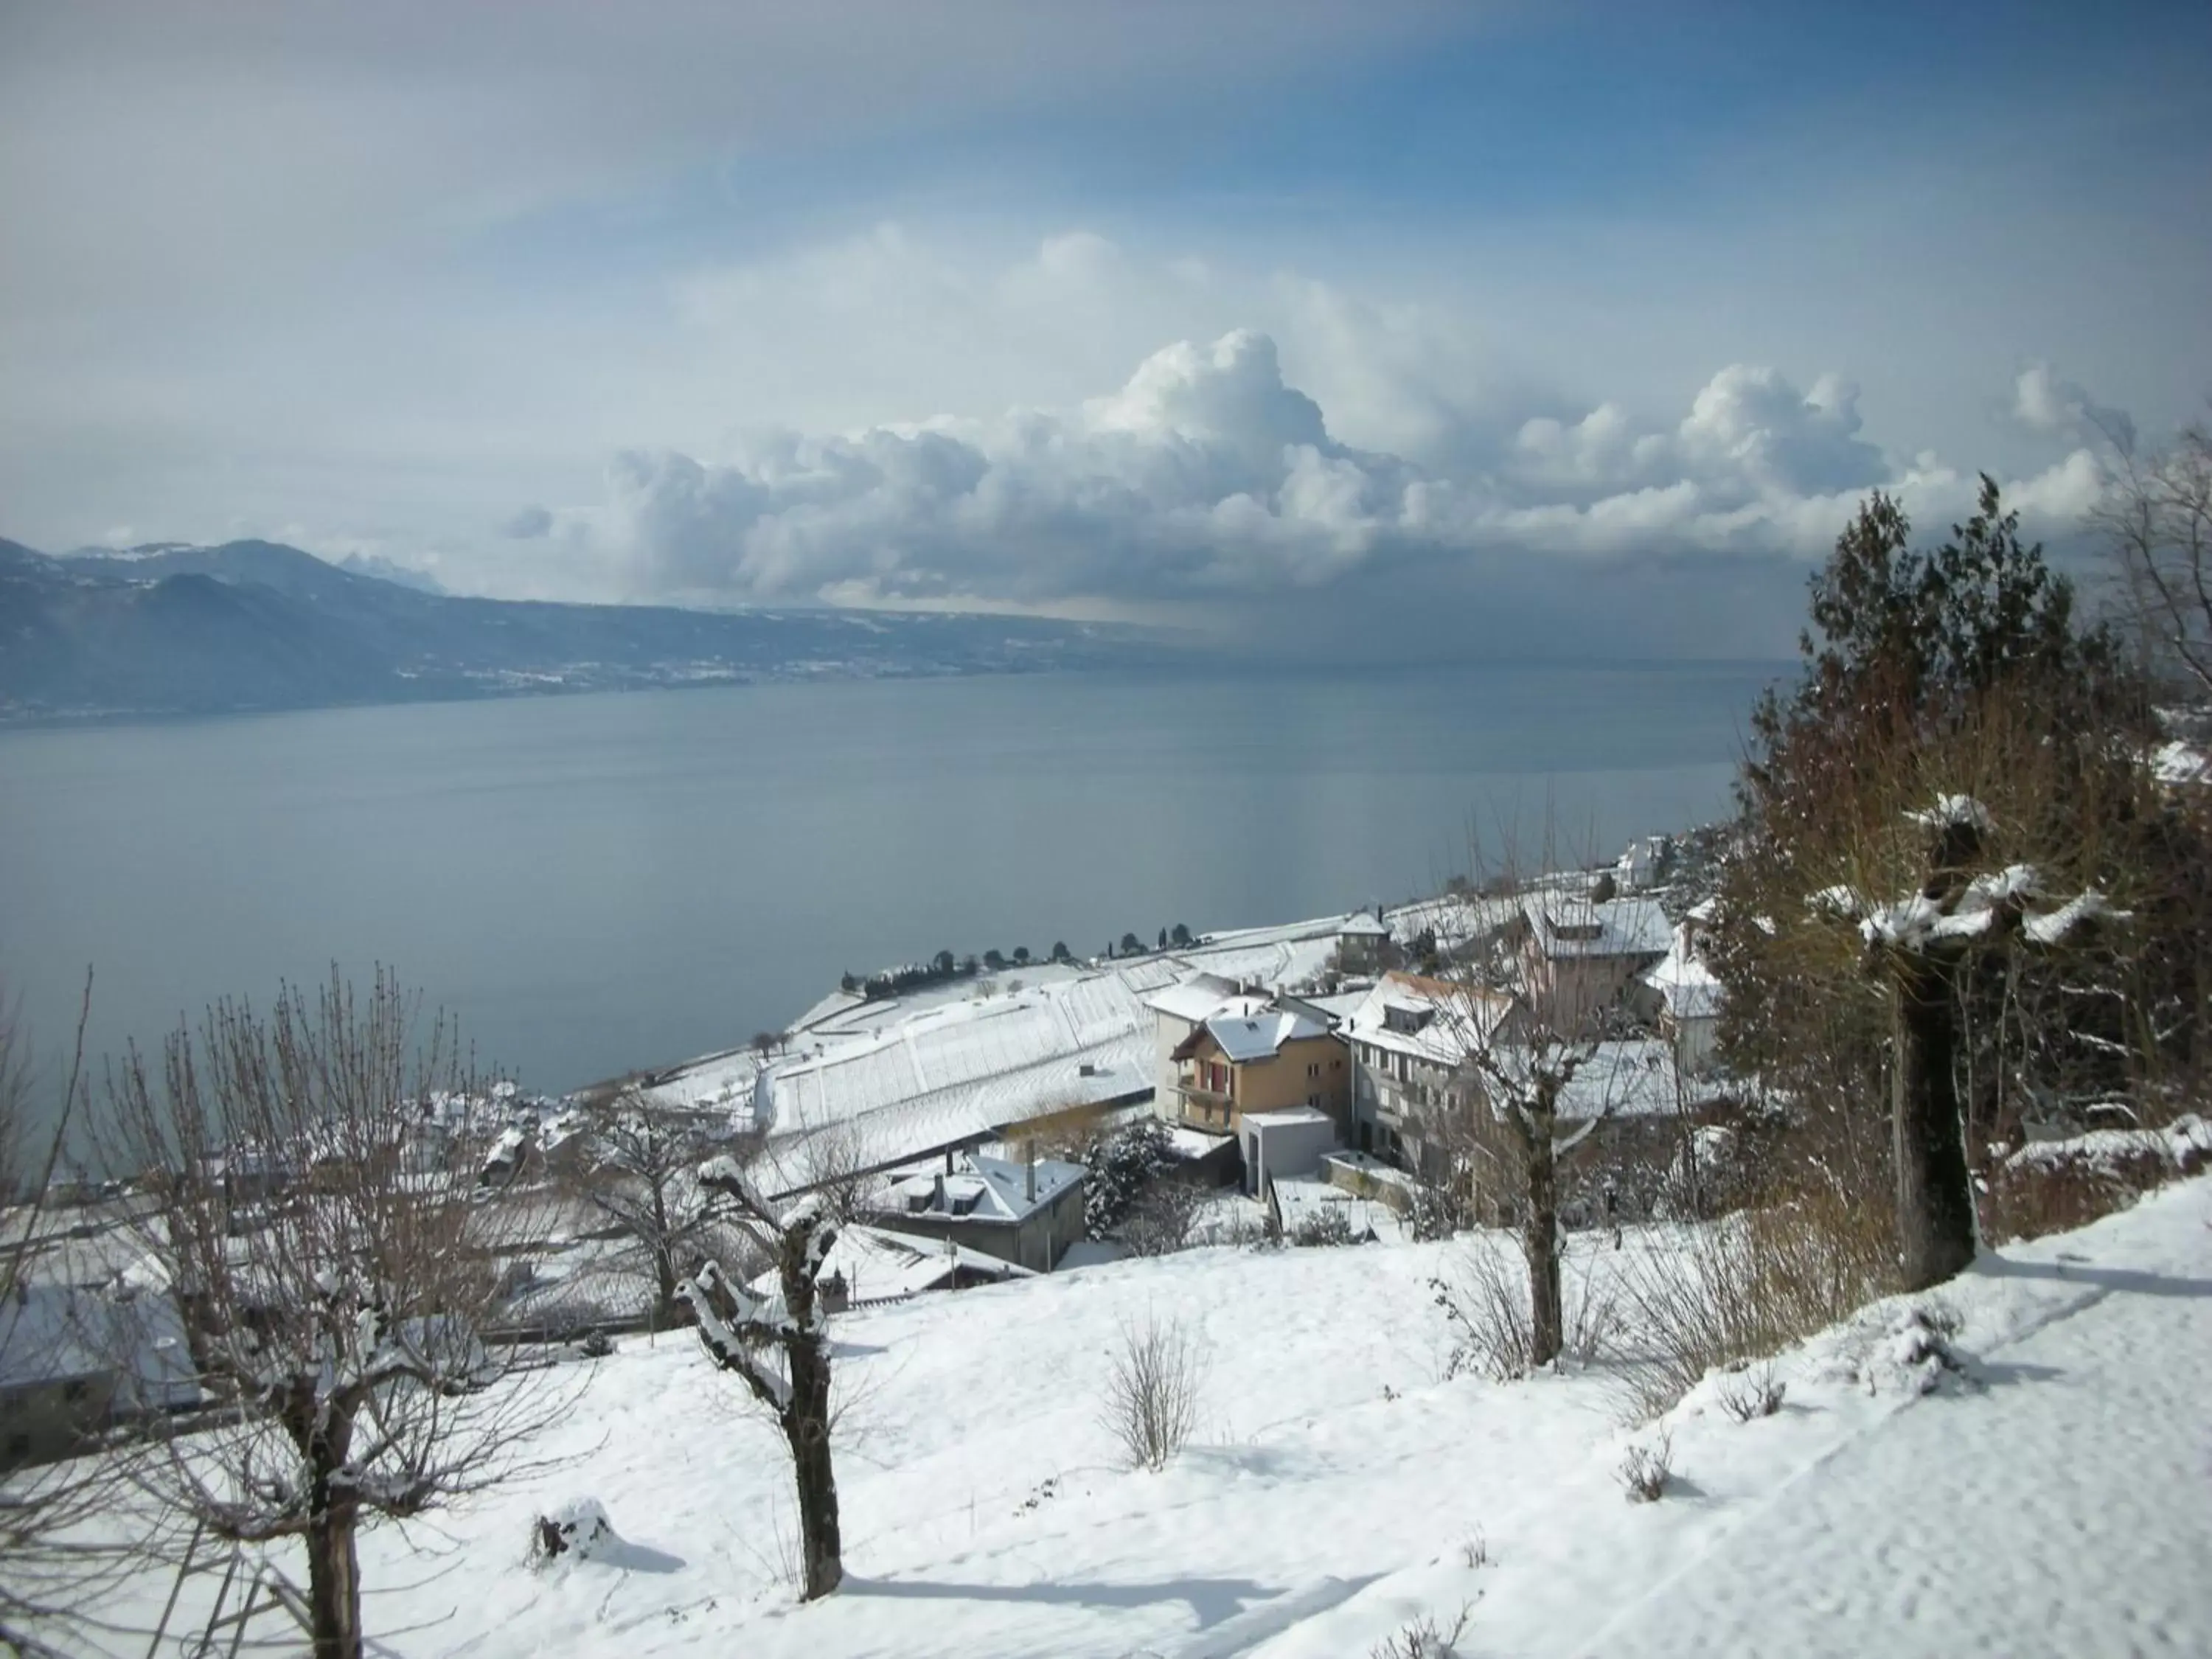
left=0, top=663, right=1775, bottom=1103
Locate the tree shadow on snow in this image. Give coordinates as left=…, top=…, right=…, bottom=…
left=841, top=1573, right=1287, bottom=1627
left=1975, top=1256, right=2212, bottom=1301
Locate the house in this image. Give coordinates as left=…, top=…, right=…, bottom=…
left=1165, top=1005, right=1349, bottom=1136
left=1514, top=894, right=1672, bottom=1034
left=1142, top=973, right=1247, bottom=1122
left=753, top=1224, right=1032, bottom=1312
left=1644, top=908, right=1725, bottom=1076
left=872, top=1150, right=1088, bottom=1273
left=1340, top=971, right=1524, bottom=1176
left=1335, top=910, right=1393, bottom=975
left=0, top=1283, right=199, bottom=1468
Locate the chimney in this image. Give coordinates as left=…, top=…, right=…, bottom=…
left=1025, top=1138, right=1037, bottom=1204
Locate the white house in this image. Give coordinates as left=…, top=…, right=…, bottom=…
left=1338, top=970, right=1523, bottom=1173
left=1643, top=907, right=1725, bottom=1075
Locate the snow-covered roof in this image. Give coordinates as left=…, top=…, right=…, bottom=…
left=1338, top=911, right=1391, bottom=938
left=1551, top=1040, right=1703, bottom=1119
left=749, top=1223, right=1033, bottom=1306
left=1644, top=930, right=1724, bottom=1023
left=1243, top=1106, right=1336, bottom=1129
left=1525, top=896, right=1672, bottom=961
left=2153, top=740, right=2210, bottom=787
left=878, top=1152, right=1087, bottom=1225
left=1340, top=972, right=1517, bottom=1069
left=1202, top=1009, right=1330, bottom=1063
left=0, top=1284, right=201, bottom=1410
left=1143, top=973, right=1245, bottom=1025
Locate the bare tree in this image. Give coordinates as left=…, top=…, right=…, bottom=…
left=2099, top=422, right=2212, bottom=699
left=1412, top=829, right=1640, bottom=1369
left=566, top=1091, right=734, bottom=1329
left=102, top=970, right=567, bottom=1659
left=678, top=1157, right=844, bottom=1601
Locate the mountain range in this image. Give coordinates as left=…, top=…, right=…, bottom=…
left=0, top=537, right=1170, bottom=721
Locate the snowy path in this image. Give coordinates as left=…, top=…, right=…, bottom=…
left=1577, top=1208, right=2212, bottom=1658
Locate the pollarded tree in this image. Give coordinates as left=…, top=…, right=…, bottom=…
left=1801, top=699, right=2143, bottom=1287
left=679, top=1158, right=844, bottom=1601
left=103, top=971, right=566, bottom=1659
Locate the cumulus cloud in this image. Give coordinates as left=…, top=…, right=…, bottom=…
left=609, top=329, right=2111, bottom=620
left=2012, top=362, right=2135, bottom=452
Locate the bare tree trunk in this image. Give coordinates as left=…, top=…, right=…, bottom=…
left=1522, top=1130, right=1562, bottom=1368
left=1893, top=956, right=1978, bottom=1290
left=785, top=1340, right=842, bottom=1599
left=305, top=1503, right=363, bottom=1659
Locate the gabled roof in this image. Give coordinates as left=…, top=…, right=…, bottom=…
left=884, top=1152, right=1086, bottom=1225
left=1338, top=911, right=1391, bottom=939
left=1142, top=973, right=1245, bottom=1024
left=750, top=1223, right=1034, bottom=1304
left=1340, top=971, right=1518, bottom=1068
left=1524, top=896, right=1672, bottom=961
left=1188, top=1008, right=1331, bottom=1065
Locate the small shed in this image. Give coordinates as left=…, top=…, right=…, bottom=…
left=1238, top=1106, right=1340, bottom=1199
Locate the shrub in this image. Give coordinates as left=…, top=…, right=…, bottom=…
left=1290, top=1203, right=1360, bottom=1248
left=1617, top=1431, right=1673, bottom=1502
left=1714, top=1359, right=1786, bottom=1422
left=1369, top=1604, right=1473, bottom=1659
left=1615, top=1186, right=1896, bottom=1421
left=1120, top=1172, right=1206, bottom=1257
left=1434, top=1239, right=1617, bottom=1382
left=1102, top=1314, right=1205, bottom=1472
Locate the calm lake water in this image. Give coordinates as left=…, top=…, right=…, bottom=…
left=0, top=664, right=1778, bottom=1106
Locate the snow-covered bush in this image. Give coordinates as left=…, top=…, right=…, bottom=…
left=1084, top=1119, right=1177, bottom=1236
left=1101, top=1313, right=1205, bottom=1471
left=1290, top=1203, right=1359, bottom=1248
left=1981, top=1116, right=2210, bottom=1243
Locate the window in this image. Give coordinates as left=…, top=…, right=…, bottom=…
left=1306, top=1062, right=1320, bottom=1079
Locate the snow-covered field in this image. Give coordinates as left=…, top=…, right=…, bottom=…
left=89, top=1174, right=2212, bottom=1658
left=637, top=912, right=1371, bottom=1172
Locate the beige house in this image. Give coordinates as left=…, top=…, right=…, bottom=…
left=1166, top=1007, right=1349, bottom=1135
left=1142, top=973, right=1247, bottom=1122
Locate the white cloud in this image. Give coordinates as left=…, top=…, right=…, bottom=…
left=608, top=321, right=2115, bottom=621
left=2012, top=362, right=2136, bottom=452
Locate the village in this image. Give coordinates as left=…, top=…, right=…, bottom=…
left=1, top=832, right=1731, bottom=1458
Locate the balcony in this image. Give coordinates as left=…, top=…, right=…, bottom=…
left=1172, top=1084, right=1235, bottom=1132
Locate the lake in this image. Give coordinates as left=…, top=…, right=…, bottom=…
left=0, top=662, right=1778, bottom=1110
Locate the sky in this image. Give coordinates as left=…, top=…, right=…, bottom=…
left=2, top=0, right=2208, bottom=658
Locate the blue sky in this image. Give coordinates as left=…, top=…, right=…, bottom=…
left=1, top=0, right=2206, bottom=655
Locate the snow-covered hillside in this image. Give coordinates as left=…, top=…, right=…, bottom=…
left=94, top=1177, right=2212, bottom=1658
